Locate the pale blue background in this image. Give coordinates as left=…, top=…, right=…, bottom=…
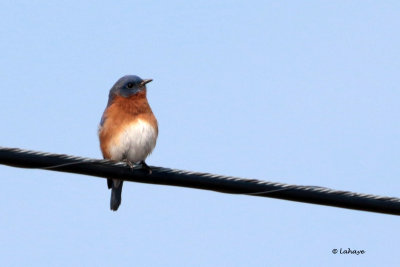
left=1, top=1, right=399, bottom=266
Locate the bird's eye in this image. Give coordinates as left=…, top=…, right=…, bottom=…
left=127, top=83, right=134, bottom=88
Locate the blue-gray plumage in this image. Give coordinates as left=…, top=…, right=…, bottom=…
left=100, top=75, right=153, bottom=127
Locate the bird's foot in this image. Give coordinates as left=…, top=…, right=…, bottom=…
left=123, top=159, right=135, bottom=170
left=140, top=161, right=152, bottom=175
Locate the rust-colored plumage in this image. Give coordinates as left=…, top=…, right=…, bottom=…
left=99, top=91, right=158, bottom=160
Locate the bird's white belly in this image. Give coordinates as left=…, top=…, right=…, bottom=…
left=109, top=119, right=157, bottom=162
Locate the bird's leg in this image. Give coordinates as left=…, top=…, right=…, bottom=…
left=122, top=159, right=135, bottom=170
left=140, top=161, right=152, bottom=175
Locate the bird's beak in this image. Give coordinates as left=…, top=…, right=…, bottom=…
left=141, top=79, right=153, bottom=85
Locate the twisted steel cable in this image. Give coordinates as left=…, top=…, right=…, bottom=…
left=0, top=146, right=399, bottom=215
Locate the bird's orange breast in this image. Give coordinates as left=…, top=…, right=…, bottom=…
left=99, top=92, right=158, bottom=160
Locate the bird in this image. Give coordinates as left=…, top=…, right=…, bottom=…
left=98, top=75, right=158, bottom=211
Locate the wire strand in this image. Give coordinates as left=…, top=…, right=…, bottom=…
left=0, top=146, right=399, bottom=216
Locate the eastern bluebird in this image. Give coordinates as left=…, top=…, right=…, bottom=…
left=98, top=75, right=158, bottom=211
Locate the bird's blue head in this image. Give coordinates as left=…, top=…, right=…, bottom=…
left=109, top=75, right=153, bottom=98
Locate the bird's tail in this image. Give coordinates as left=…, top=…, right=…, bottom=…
left=109, top=179, right=124, bottom=211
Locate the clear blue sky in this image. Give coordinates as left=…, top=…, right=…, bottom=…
left=1, top=1, right=399, bottom=266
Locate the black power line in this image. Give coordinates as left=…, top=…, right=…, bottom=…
left=0, top=146, right=399, bottom=216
